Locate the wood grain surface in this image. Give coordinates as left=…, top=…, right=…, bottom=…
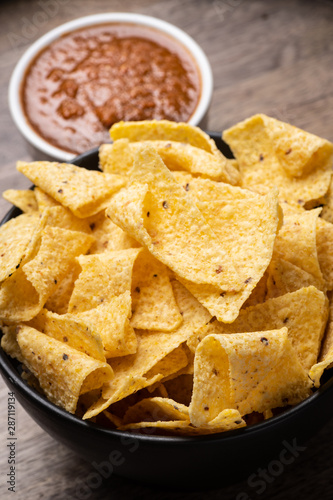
left=1, top=0, right=333, bottom=499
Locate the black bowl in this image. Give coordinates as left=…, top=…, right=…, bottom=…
left=1, top=133, right=333, bottom=489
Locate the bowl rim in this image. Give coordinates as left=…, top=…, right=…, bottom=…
left=8, top=12, right=213, bottom=163
left=1, top=138, right=333, bottom=444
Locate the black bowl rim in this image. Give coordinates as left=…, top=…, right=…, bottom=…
left=1, top=133, right=333, bottom=445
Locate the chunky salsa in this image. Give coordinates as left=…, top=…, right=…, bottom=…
left=21, top=23, right=201, bottom=154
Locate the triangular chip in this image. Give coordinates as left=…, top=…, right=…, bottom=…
left=16, top=161, right=126, bottom=217
left=16, top=325, right=113, bottom=413
left=83, top=281, right=211, bottom=419
left=309, top=292, right=333, bottom=387
left=27, top=308, right=106, bottom=361
left=0, top=212, right=39, bottom=282
left=106, top=146, right=241, bottom=291
left=130, top=249, right=183, bottom=331
left=76, top=292, right=137, bottom=358
left=178, top=188, right=279, bottom=323
left=68, top=248, right=142, bottom=313
left=222, top=114, right=332, bottom=206
left=188, top=286, right=328, bottom=371
left=101, top=139, right=239, bottom=184
left=3, top=189, right=37, bottom=213
left=189, top=329, right=312, bottom=426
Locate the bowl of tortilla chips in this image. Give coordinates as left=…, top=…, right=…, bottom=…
left=1, top=118, right=333, bottom=488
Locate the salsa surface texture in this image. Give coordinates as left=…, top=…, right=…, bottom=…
left=21, top=23, right=201, bottom=154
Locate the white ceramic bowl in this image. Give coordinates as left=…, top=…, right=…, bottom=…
left=8, top=12, right=213, bottom=162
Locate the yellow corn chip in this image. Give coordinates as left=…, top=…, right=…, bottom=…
left=0, top=226, right=93, bottom=322
left=179, top=188, right=279, bottom=323
left=267, top=258, right=324, bottom=299
left=27, top=308, right=106, bottom=361
left=188, top=286, right=328, bottom=372
left=101, top=139, right=240, bottom=184
left=16, top=161, right=126, bottom=218
left=189, top=329, right=312, bottom=426
left=273, top=207, right=324, bottom=285
left=110, top=120, right=223, bottom=156
left=131, top=249, right=183, bottom=331
left=44, top=261, right=81, bottom=315
left=83, top=281, right=211, bottom=418
left=16, top=325, right=113, bottom=413
left=118, top=411, right=246, bottom=435
left=76, top=291, right=137, bottom=358
left=68, top=248, right=141, bottom=313
left=316, top=217, right=333, bottom=290
left=0, top=325, right=23, bottom=362
left=3, top=189, right=37, bottom=213
left=0, top=212, right=39, bottom=282
left=269, top=118, right=333, bottom=178
left=223, top=114, right=332, bottom=206
left=106, top=146, right=241, bottom=292
left=123, top=397, right=189, bottom=424
left=309, top=292, right=333, bottom=387
left=34, top=187, right=59, bottom=210
left=87, top=210, right=140, bottom=254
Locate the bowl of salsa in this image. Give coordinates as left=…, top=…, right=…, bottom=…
left=8, top=13, right=213, bottom=162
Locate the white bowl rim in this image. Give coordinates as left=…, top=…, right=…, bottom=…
left=8, top=12, right=213, bottom=163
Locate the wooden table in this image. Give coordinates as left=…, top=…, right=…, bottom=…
left=1, top=0, right=333, bottom=498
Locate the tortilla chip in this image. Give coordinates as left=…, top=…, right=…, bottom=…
left=101, top=139, right=240, bottom=184
left=162, top=374, right=194, bottom=406
left=123, top=397, right=189, bottom=424
left=267, top=258, right=324, bottom=299
left=34, top=187, right=59, bottom=210
left=110, top=120, right=224, bottom=156
left=273, top=207, right=324, bottom=286
left=3, top=189, right=37, bottom=213
left=42, top=205, right=92, bottom=234
left=16, top=161, right=126, bottom=218
left=189, top=329, right=312, bottom=426
left=222, top=114, right=332, bottom=206
left=118, top=411, right=246, bottom=435
left=16, top=325, right=113, bottom=413
left=106, top=146, right=241, bottom=292
left=130, top=249, right=183, bottom=331
left=0, top=227, right=94, bottom=322
left=0, top=325, right=23, bottom=362
left=188, top=286, right=328, bottom=372
left=44, top=261, right=81, bottom=315
left=0, top=212, right=39, bottom=282
left=68, top=248, right=141, bottom=313
left=309, top=292, right=333, bottom=387
left=83, top=280, right=211, bottom=419
left=179, top=188, right=279, bottom=323
left=87, top=210, right=140, bottom=254
left=76, top=291, right=137, bottom=358
left=316, top=217, right=333, bottom=290
left=27, top=308, right=106, bottom=361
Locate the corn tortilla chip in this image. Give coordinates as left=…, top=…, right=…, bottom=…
left=16, top=325, right=113, bottom=413
left=101, top=139, right=240, bottom=184
left=68, top=248, right=141, bottom=313
left=17, top=161, right=126, bottom=218
left=0, top=212, right=39, bottom=282
left=189, top=329, right=312, bottom=426
left=27, top=308, right=106, bottom=361
left=131, top=249, right=183, bottom=331
left=3, top=189, right=37, bottom=213
left=223, top=114, right=332, bottom=206
left=188, top=286, right=328, bottom=371
left=106, top=146, right=241, bottom=291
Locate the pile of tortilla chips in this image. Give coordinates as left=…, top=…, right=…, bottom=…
left=1, top=115, right=333, bottom=435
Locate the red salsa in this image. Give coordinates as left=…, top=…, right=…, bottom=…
left=21, top=23, right=201, bottom=154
